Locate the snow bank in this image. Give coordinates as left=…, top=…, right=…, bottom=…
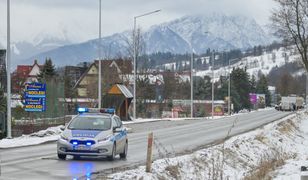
left=105, top=111, right=306, bottom=180
left=0, top=125, right=64, bottom=148
left=272, top=111, right=308, bottom=180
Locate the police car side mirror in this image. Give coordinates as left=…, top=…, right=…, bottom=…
left=60, top=126, right=65, bottom=131
left=113, top=127, right=122, bottom=133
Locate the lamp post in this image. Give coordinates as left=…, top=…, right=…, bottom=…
left=98, top=0, right=102, bottom=108
left=6, top=0, right=11, bottom=138
left=211, top=51, right=215, bottom=119
left=228, top=57, right=231, bottom=116
left=190, top=48, right=194, bottom=118
left=228, top=58, right=237, bottom=115
left=133, top=10, right=161, bottom=120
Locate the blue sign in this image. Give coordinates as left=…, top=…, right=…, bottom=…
left=25, top=83, right=46, bottom=91
left=24, top=91, right=46, bottom=98
left=24, top=97, right=46, bottom=112
left=24, top=83, right=46, bottom=112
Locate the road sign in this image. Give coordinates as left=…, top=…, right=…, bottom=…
left=24, top=83, right=46, bottom=112
left=24, top=97, right=46, bottom=112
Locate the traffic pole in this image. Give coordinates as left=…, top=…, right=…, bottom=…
left=146, top=132, right=153, bottom=172
left=6, top=0, right=12, bottom=138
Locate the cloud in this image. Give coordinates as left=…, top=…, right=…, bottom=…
left=0, top=0, right=276, bottom=44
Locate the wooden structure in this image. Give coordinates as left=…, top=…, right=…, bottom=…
left=103, top=84, right=133, bottom=121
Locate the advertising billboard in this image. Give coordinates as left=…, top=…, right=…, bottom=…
left=24, top=83, right=46, bottom=112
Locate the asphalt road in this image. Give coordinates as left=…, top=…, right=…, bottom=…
left=0, top=109, right=292, bottom=180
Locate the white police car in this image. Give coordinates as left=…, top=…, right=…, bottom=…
left=57, top=108, right=128, bottom=161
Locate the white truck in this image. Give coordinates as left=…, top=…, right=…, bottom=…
left=278, top=96, right=304, bottom=111
left=296, top=96, right=304, bottom=109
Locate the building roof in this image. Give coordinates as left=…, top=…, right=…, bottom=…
left=16, top=60, right=42, bottom=76
left=16, top=65, right=32, bottom=76
left=94, top=59, right=132, bottom=74
left=108, top=84, right=133, bottom=98
left=74, top=59, right=133, bottom=89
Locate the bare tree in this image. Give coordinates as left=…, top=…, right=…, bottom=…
left=124, top=27, right=146, bottom=62
left=271, top=0, right=308, bottom=71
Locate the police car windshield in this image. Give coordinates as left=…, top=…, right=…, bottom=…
left=68, top=116, right=111, bottom=131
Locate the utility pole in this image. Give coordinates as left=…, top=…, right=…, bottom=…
left=133, top=17, right=136, bottom=120
left=6, top=0, right=12, bottom=138
left=211, top=51, right=214, bottom=119
left=306, top=72, right=308, bottom=106
left=98, top=0, right=102, bottom=109
left=228, top=56, right=231, bottom=115
left=133, top=10, right=161, bottom=120
left=190, top=49, right=194, bottom=118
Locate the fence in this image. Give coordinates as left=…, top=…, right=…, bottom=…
left=11, top=116, right=72, bottom=137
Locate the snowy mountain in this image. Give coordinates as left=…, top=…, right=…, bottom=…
left=193, top=46, right=303, bottom=81
left=164, top=13, right=272, bottom=52
left=0, top=22, right=90, bottom=68
left=144, top=26, right=191, bottom=54
left=9, top=13, right=273, bottom=67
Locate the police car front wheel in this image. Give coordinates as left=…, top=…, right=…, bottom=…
left=120, top=142, right=128, bottom=159
left=108, top=143, right=116, bottom=161
left=58, top=154, right=66, bottom=160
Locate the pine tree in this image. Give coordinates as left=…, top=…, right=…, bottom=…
left=194, top=76, right=211, bottom=100
left=38, top=58, right=56, bottom=82
left=256, top=74, right=271, bottom=106
left=230, top=68, right=251, bottom=111
left=250, top=75, right=257, bottom=93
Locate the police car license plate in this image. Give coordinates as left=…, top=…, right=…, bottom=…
left=75, top=145, right=90, bottom=151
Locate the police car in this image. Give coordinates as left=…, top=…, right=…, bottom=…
left=57, top=108, right=128, bottom=161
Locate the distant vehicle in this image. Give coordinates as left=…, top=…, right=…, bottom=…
left=277, top=96, right=304, bottom=111
left=296, top=97, right=304, bottom=109
left=57, top=108, right=128, bottom=161
left=274, top=103, right=280, bottom=110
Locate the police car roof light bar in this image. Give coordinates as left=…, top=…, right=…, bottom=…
left=100, top=108, right=115, bottom=114
left=79, top=108, right=115, bottom=114
left=77, top=107, right=88, bottom=113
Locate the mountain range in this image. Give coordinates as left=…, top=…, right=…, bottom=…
left=1, top=13, right=274, bottom=68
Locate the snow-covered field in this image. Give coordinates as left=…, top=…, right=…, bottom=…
left=104, top=110, right=308, bottom=180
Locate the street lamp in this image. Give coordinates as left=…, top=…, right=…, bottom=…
left=190, top=47, right=195, bottom=118
left=98, top=0, right=102, bottom=109
left=228, top=57, right=231, bottom=116
left=228, top=58, right=238, bottom=115
left=211, top=51, right=215, bottom=119
left=192, top=32, right=209, bottom=118
left=133, top=9, right=161, bottom=120
left=6, top=0, right=12, bottom=138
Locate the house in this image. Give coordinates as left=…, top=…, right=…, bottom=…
left=0, top=50, right=6, bottom=91
left=74, top=59, right=132, bottom=99
left=64, top=63, right=88, bottom=85
left=12, top=60, right=42, bottom=93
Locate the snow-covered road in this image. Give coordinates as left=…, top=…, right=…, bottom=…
left=0, top=109, right=291, bottom=179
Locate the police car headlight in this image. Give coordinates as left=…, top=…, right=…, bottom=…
left=98, top=135, right=112, bottom=143
left=60, top=134, right=69, bottom=141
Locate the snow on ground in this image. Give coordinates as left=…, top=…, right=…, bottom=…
left=0, top=125, right=64, bottom=148
left=196, top=47, right=301, bottom=80
left=272, top=111, right=308, bottom=180
left=105, top=110, right=307, bottom=180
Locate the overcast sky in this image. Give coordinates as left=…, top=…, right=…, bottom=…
left=0, top=0, right=276, bottom=44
